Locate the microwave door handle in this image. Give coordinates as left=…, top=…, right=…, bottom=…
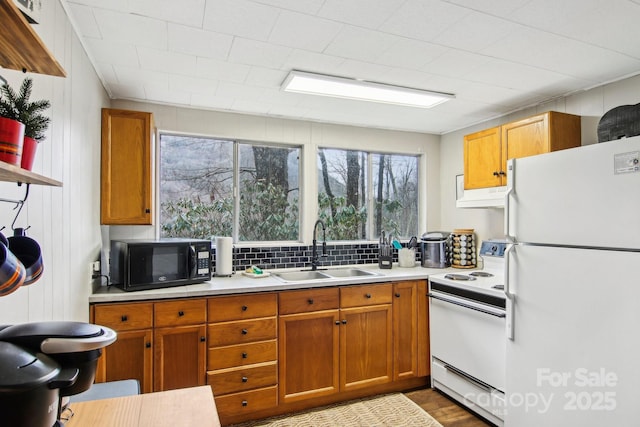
left=188, top=245, right=197, bottom=277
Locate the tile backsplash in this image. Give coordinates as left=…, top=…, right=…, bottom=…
left=212, top=243, right=420, bottom=274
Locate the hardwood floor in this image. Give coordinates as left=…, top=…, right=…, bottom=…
left=405, top=388, right=494, bottom=427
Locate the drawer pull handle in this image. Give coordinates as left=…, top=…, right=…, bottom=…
left=395, top=293, right=401, bottom=298
left=241, top=329, right=248, bottom=335
left=121, top=315, right=128, bottom=322
left=145, top=342, right=151, bottom=348
left=342, top=319, right=347, bottom=324
left=200, top=336, right=206, bottom=342
left=241, top=305, right=248, bottom=311
left=241, top=400, right=248, bottom=407
left=335, top=320, right=340, bottom=325
left=308, top=298, right=314, bottom=305
left=242, top=376, right=248, bottom=383
left=365, top=293, right=372, bottom=298
left=178, top=311, right=185, bottom=317
left=242, top=352, right=248, bottom=359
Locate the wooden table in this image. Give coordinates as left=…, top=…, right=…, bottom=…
left=65, top=386, right=221, bottom=427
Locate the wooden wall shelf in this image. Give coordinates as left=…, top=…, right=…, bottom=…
left=0, top=161, right=62, bottom=186
left=0, top=0, right=66, bottom=77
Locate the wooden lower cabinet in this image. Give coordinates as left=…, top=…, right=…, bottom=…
left=91, top=280, right=429, bottom=425
left=154, top=324, right=207, bottom=391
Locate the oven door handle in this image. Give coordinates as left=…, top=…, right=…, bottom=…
left=428, top=292, right=506, bottom=318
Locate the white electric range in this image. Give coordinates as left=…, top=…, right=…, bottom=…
left=428, top=240, right=507, bottom=427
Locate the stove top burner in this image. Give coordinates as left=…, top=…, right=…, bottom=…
left=469, top=271, right=494, bottom=278
left=444, top=273, right=477, bottom=281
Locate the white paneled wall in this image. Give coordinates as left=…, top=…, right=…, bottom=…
left=439, top=74, right=640, bottom=244
left=0, top=0, right=109, bottom=323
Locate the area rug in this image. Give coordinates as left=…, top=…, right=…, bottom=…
left=229, top=393, right=444, bottom=427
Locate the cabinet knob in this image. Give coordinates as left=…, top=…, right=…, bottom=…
left=308, top=298, right=314, bottom=305
left=341, top=319, right=347, bottom=324
left=145, top=342, right=151, bottom=348
left=242, top=352, right=248, bottom=359
left=499, top=171, right=506, bottom=176
left=365, top=293, right=372, bottom=298
left=200, top=336, right=206, bottom=342
left=241, top=329, right=248, bottom=335
left=395, top=293, right=401, bottom=298
left=493, top=171, right=500, bottom=177
left=241, top=400, right=248, bottom=407
left=241, top=305, right=248, bottom=311
left=335, top=320, right=341, bottom=325
left=178, top=311, right=185, bottom=317
left=242, top=376, right=248, bottom=383
left=121, top=315, right=128, bottom=322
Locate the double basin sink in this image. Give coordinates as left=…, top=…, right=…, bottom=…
left=273, top=268, right=380, bottom=282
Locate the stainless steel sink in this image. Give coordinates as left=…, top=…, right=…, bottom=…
left=273, top=270, right=332, bottom=282
left=325, top=268, right=380, bottom=278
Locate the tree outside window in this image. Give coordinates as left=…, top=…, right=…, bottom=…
left=159, top=134, right=300, bottom=241
left=318, top=148, right=418, bottom=241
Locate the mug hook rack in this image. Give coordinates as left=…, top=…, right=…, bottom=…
left=0, top=183, right=31, bottom=231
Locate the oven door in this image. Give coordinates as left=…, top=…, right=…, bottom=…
left=429, top=284, right=506, bottom=392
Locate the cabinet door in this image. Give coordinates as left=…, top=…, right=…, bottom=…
left=463, top=126, right=503, bottom=189
left=501, top=113, right=549, bottom=171
left=340, top=304, right=393, bottom=392
left=101, top=108, right=153, bottom=225
left=154, top=324, right=207, bottom=391
left=95, top=329, right=153, bottom=393
left=393, top=281, right=418, bottom=380
left=279, top=309, right=340, bottom=403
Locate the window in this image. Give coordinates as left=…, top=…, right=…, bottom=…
left=159, top=134, right=300, bottom=242
left=318, top=148, right=418, bottom=241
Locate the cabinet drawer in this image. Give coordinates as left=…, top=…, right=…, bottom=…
left=208, top=293, right=277, bottom=322
left=94, top=302, right=153, bottom=331
left=155, top=299, right=206, bottom=327
left=208, top=340, right=277, bottom=370
left=208, top=361, right=277, bottom=395
left=341, top=284, right=392, bottom=307
left=209, top=317, right=277, bottom=347
left=279, top=287, right=339, bottom=314
left=214, top=385, right=278, bottom=417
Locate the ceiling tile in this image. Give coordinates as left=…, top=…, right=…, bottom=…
left=137, top=48, right=198, bottom=76
left=202, top=0, right=280, bottom=41
left=112, top=65, right=170, bottom=88
left=129, top=0, right=206, bottom=27
left=431, top=11, right=521, bottom=51
left=167, top=24, right=233, bottom=60
left=376, top=39, right=447, bottom=71
left=440, top=0, right=531, bottom=17
left=267, top=10, right=343, bottom=51
left=66, top=3, right=102, bottom=38
left=92, top=9, right=167, bottom=49
left=195, top=57, right=251, bottom=83
left=228, top=38, right=293, bottom=69
left=318, top=0, right=406, bottom=29
left=280, top=49, right=345, bottom=74
left=85, top=38, right=139, bottom=67
left=252, top=0, right=325, bottom=15
left=145, top=84, right=191, bottom=105
left=245, top=67, right=288, bottom=88
left=422, top=49, right=491, bottom=79
left=324, top=26, right=402, bottom=63
left=168, top=75, right=218, bottom=96
left=380, top=0, right=472, bottom=42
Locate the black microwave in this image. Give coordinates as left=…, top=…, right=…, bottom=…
left=110, top=238, right=212, bottom=291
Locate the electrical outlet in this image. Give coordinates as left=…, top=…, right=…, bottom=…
left=92, top=261, right=101, bottom=272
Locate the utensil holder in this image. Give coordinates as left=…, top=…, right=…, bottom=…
left=378, top=243, right=392, bottom=269
left=398, top=247, right=416, bottom=268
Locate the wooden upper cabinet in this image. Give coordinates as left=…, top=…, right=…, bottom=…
left=463, top=126, right=502, bottom=190
left=464, top=111, right=581, bottom=190
left=101, top=108, right=154, bottom=225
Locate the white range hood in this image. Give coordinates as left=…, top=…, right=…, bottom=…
left=456, top=186, right=506, bottom=208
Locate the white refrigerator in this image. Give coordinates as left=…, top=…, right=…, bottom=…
left=504, top=135, right=640, bottom=426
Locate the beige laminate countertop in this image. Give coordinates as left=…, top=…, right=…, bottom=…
left=90, top=263, right=457, bottom=303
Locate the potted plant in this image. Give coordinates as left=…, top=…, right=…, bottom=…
left=0, top=78, right=50, bottom=170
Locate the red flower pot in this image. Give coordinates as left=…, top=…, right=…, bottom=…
left=21, top=136, right=37, bottom=171
left=0, top=117, right=25, bottom=166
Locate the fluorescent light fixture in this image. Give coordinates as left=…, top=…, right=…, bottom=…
left=281, top=70, right=454, bottom=108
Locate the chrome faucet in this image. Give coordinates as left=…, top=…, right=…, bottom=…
left=311, top=220, right=327, bottom=271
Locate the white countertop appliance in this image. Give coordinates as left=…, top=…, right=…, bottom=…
left=504, top=135, right=640, bottom=426
left=428, top=240, right=507, bottom=426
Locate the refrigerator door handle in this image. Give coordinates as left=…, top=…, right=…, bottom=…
left=505, top=160, right=515, bottom=242
left=505, top=243, right=515, bottom=340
